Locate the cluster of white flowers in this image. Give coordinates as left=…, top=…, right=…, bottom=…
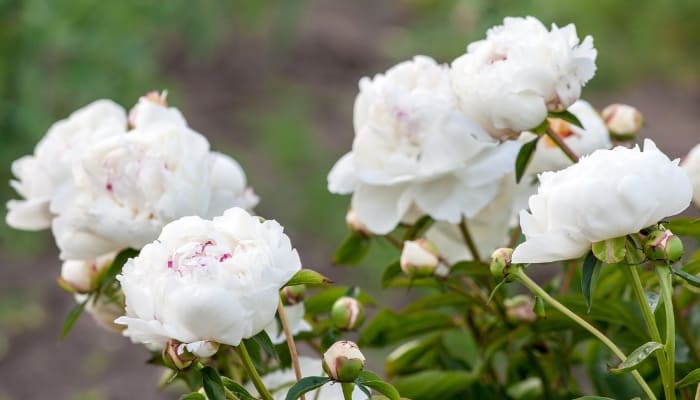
left=7, top=91, right=258, bottom=262
left=328, top=16, right=609, bottom=264
left=6, top=13, right=699, bottom=400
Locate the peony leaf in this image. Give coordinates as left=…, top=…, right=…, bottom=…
left=285, top=376, right=331, bottom=400
left=356, top=370, right=401, bottom=400
left=201, top=366, right=226, bottom=400
left=450, top=260, right=490, bottom=277
left=333, top=232, right=371, bottom=265
left=592, top=237, right=627, bottom=264
left=401, top=293, right=474, bottom=314
left=285, top=269, right=332, bottom=287
left=94, top=248, right=139, bottom=301
left=609, top=341, right=663, bottom=374
left=305, top=286, right=376, bottom=315
left=359, top=309, right=455, bottom=347
left=672, top=268, right=700, bottom=288
left=60, top=298, right=88, bottom=339
left=245, top=330, right=278, bottom=361
left=381, top=260, right=402, bottom=288
left=402, top=215, right=433, bottom=241
left=221, top=377, right=257, bottom=400
left=392, top=370, right=477, bottom=399
left=664, top=217, right=700, bottom=238
left=548, top=110, right=584, bottom=129
left=179, top=393, right=206, bottom=400
left=515, top=136, right=540, bottom=183
left=354, top=382, right=372, bottom=398
left=676, top=367, right=700, bottom=388
left=580, top=251, right=600, bottom=313
left=386, top=335, right=443, bottom=378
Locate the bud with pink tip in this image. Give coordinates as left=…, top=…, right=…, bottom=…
left=400, top=239, right=439, bottom=278
left=331, top=296, right=365, bottom=331
left=323, top=340, right=366, bottom=382
left=58, top=253, right=115, bottom=293
left=644, top=227, right=683, bottom=264
left=280, top=284, right=306, bottom=305
left=601, top=104, right=643, bottom=140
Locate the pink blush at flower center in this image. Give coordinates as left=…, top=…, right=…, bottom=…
left=167, top=240, right=234, bottom=274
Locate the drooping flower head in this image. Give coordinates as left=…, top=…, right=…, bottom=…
left=115, top=207, right=301, bottom=349
left=328, top=55, right=519, bottom=234
left=512, top=140, right=692, bottom=263
left=451, top=16, right=597, bottom=138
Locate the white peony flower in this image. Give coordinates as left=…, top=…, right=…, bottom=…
left=682, top=143, right=700, bottom=208
left=263, top=303, right=312, bottom=345
left=51, top=121, right=213, bottom=260
left=328, top=55, right=520, bottom=234
left=115, top=207, right=301, bottom=349
left=512, top=140, right=692, bottom=263
left=60, top=252, right=117, bottom=293
left=6, top=100, right=127, bottom=230
left=451, top=16, right=597, bottom=138
left=246, top=357, right=366, bottom=400
left=518, top=100, right=611, bottom=175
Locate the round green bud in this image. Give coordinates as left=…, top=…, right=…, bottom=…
left=323, top=340, right=366, bottom=382
left=644, top=229, right=684, bottom=264
left=331, top=296, right=365, bottom=331
left=490, top=248, right=516, bottom=282
left=400, top=239, right=439, bottom=278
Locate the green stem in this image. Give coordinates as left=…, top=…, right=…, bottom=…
left=657, top=266, right=676, bottom=400
left=341, top=382, right=354, bottom=400
left=237, top=342, right=274, bottom=400
left=278, top=301, right=305, bottom=400
left=545, top=126, right=579, bottom=163
left=624, top=265, right=671, bottom=393
left=459, top=218, right=482, bottom=262
left=514, top=268, right=657, bottom=400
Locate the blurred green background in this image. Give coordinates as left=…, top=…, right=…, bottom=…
left=0, top=1, right=698, bottom=399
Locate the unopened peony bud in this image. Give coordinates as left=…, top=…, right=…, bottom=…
left=281, top=284, right=306, bottom=305
left=400, top=239, right=439, bottom=278
left=59, top=253, right=115, bottom=293
left=162, top=339, right=196, bottom=370
left=331, top=296, right=365, bottom=331
left=644, top=228, right=683, bottom=264
left=601, top=104, right=643, bottom=139
left=504, top=295, right=537, bottom=323
left=323, top=340, right=366, bottom=382
left=346, top=209, right=370, bottom=236
left=490, top=248, right=516, bottom=282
